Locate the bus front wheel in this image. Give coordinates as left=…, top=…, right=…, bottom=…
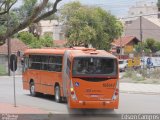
left=30, top=82, right=37, bottom=96
left=55, top=86, right=61, bottom=103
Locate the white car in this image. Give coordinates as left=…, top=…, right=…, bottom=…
left=119, top=60, right=128, bottom=72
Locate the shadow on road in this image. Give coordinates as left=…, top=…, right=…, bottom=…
left=25, top=93, right=66, bottom=104
left=68, top=108, right=116, bottom=115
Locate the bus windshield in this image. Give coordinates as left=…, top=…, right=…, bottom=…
left=72, top=57, right=117, bottom=77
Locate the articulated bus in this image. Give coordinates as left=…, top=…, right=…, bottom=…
left=22, top=48, right=119, bottom=109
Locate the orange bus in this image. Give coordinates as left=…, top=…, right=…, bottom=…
left=62, top=48, right=119, bottom=109
left=22, top=48, right=119, bottom=109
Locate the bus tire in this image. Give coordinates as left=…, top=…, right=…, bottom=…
left=30, top=82, right=37, bottom=97
left=55, top=86, right=61, bottom=103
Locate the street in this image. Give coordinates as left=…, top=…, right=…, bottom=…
left=0, top=76, right=160, bottom=114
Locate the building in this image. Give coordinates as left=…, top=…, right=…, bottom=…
left=0, top=39, right=28, bottom=75
left=111, top=36, right=140, bottom=58
left=127, top=1, right=158, bottom=18
left=21, top=20, right=66, bottom=41
left=124, top=17, right=160, bottom=42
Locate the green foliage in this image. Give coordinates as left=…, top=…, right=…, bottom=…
left=0, top=65, right=7, bottom=76
left=0, top=0, right=61, bottom=45
left=157, top=0, right=160, bottom=8
left=40, top=34, right=54, bottom=47
left=0, top=11, right=19, bottom=35
left=135, top=38, right=160, bottom=53
left=145, top=38, right=160, bottom=53
left=20, top=0, right=37, bottom=19
left=18, top=32, right=54, bottom=48
left=60, top=1, right=123, bottom=50
left=0, top=25, right=7, bottom=35
left=17, top=31, right=36, bottom=45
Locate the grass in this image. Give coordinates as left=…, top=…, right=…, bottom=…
left=122, top=67, right=160, bottom=84
left=0, top=65, right=7, bottom=76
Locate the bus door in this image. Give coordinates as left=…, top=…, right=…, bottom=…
left=28, top=55, right=41, bottom=92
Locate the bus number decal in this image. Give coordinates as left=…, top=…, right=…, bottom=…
left=102, top=83, right=115, bottom=88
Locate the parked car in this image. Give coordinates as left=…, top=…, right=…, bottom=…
left=119, top=60, right=128, bottom=72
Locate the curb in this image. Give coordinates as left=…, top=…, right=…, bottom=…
left=120, top=90, right=160, bottom=95
left=0, top=75, right=22, bottom=78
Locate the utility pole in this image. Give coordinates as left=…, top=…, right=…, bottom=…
left=7, top=39, right=11, bottom=76
left=140, top=16, right=143, bottom=45
left=7, top=2, right=11, bottom=76
left=120, top=36, right=122, bottom=59
left=139, top=16, right=145, bottom=76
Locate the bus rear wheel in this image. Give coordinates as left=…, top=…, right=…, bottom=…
left=30, top=82, right=37, bottom=96
left=55, top=86, right=61, bottom=103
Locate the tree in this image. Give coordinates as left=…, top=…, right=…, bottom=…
left=157, top=0, right=160, bottom=9
left=28, top=22, right=42, bottom=39
left=0, top=0, right=62, bottom=45
left=135, top=38, right=160, bottom=54
left=157, top=0, right=160, bottom=18
left=145, top=38, right=159, bottom=53
left=0, top=0, right=17, bottom=15
left=60, top=2, right=123, bottom=50
left=17, top=31, right=54, bottom=48
left=134, top=42, right=150, bottom=54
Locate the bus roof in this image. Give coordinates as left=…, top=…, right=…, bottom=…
left=24, top=48, right=67, bottom=55
left=67, top=49, right=117, bottom=59
left=24, top=48, right=117, bottom=59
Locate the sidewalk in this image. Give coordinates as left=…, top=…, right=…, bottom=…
left=0, top=103, right=48, bottom=114
left=120, top=83, right=160, bottom=95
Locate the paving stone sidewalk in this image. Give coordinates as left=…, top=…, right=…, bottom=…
left=0, top=103, right=48, bottom=114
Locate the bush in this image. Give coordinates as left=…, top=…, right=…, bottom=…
left=18, top=32, right=54, bottom=48
left=18, top=31, right=36, bottom=45
left=123, top=68, right=145, bottom=81
left=40, top=34, right=54, bottom=47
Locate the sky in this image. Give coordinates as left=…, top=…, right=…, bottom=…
left=14, top=0, right=158, bottom=17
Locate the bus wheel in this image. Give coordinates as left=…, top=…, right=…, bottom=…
left=55, top=86, right=61, bottom=103
left=30, top=82, right=36, bottom=96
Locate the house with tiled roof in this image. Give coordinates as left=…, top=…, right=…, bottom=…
left=111, top=36, right=140, bottom=56
left=0, top=39, right=28, bottom=75
left=0, top=39, right=28, bottom=55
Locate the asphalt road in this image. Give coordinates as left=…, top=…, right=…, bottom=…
left=0, top=76, right=160, bottom=114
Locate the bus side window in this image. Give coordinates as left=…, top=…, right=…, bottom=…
left=48, top=56, right=62, bottom=72
left=41, top=56, right=49, bottom=70
left=55, top=56, right=62, bottom=72
left=29, top=55, right=41, bottom=70
left=48, top=56, right=56, bottom=71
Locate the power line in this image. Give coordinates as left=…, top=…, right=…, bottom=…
left=120, top=12, right=160, bottom=19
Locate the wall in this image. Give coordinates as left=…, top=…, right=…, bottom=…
left=0, top=55, right=22, bottom=75
left=125, top=17, right=160, bottom=42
